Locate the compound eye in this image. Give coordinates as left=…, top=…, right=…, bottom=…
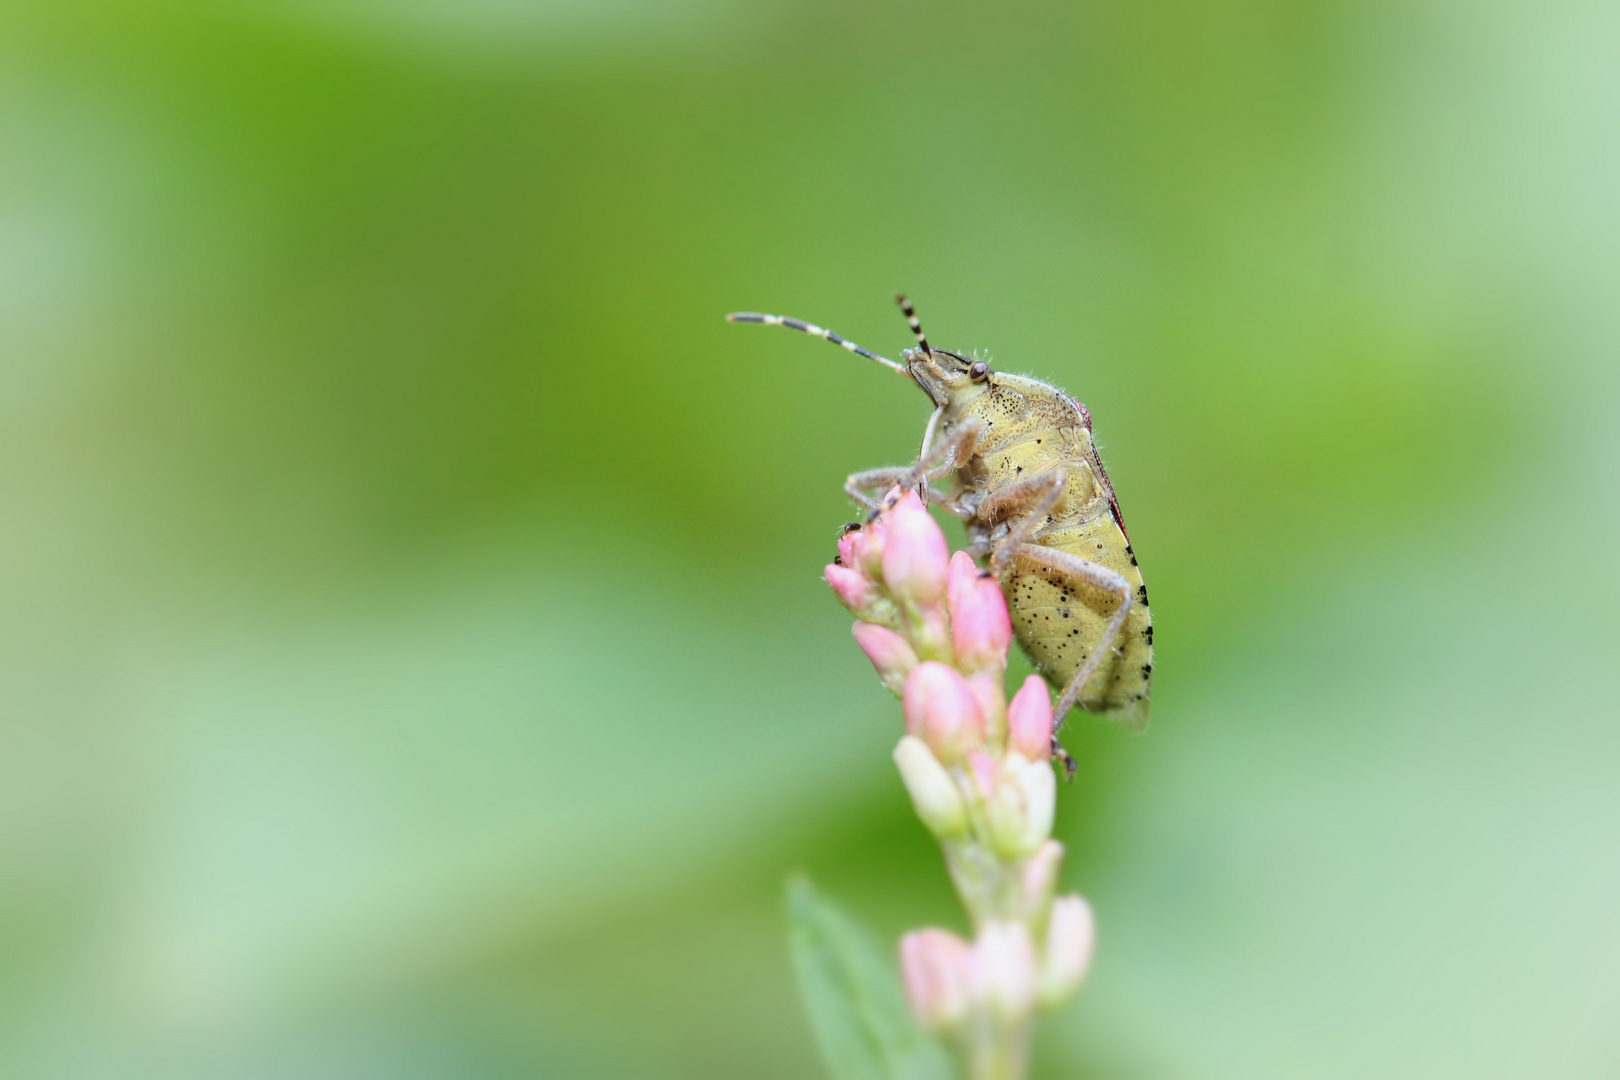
left=968, top=361, right=990, bottom=382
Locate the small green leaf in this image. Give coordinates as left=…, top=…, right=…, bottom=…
left=786, top=875, right=956, bottom=1080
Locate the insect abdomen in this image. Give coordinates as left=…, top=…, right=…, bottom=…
left=1007, top=512, right=1153, bottom=730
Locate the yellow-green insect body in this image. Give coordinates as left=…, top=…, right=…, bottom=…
left=947, top=370, right=1152, bottom=730
left=728, top=298, right=1153, bottom=741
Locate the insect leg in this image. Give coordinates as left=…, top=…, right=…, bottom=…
left=845, top=416, right=983, bottom=512
left=903, top=415, right=981, bottom=495
left=847, top=414, right=982, bottom=520
left=1011, top=544, right=1134, bottom=728
left=845, top=467, right=914, bottom=511
left=977, top=470, right=1067, bottom=577
left=916, top=406, right=946, bottom=475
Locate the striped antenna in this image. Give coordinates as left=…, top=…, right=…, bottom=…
left=725, top=312, right=906, bottom=374
left=894, top=293, right=931, bottom=356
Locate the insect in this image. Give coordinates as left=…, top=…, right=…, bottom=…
left=728, top=296, right=1153, bottom=759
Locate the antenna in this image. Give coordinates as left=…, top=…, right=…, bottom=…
left=894, top=294, right=931, bottom=357
left=725, top=312, right=906, bottom=374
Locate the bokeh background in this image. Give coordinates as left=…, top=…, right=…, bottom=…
left=3, top=0, right=1618, bottom=1076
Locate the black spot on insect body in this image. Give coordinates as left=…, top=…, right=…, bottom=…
left=1141, top=663, right=1153, bottom=675
left=1144, top=625, right=1154, bottom=644
left=1015, top=466, right=1023, bottom=475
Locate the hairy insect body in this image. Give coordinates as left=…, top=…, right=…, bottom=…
left=946, top=376, right=1153, bottom=731
left=728, top=298, right=1152, bottom=750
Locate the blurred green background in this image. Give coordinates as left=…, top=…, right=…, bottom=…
left=2, top=0, right=1617, bottom=1076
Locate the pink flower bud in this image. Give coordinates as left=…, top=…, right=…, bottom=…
left=966, top=671, right=1007, bottom=744
left=1037, top=894, right=1095, bottom=1007
left=839, top=519, right=886, bottom=580
left=947, top=552, right=1011, bottom=673
left=902, top=662, right=985, bottom=763
left=899, top=928, right=975, bottom=1033
left=880, top=491, right=948, bottom=606
left=836, top=525, right=863, bottom=572
left=946, top=549, right=978, bottom=612
left=825, top=564, right=876, bottom=613
left=1006, top=675, right=1054, bottom=761
left=852, top=622, right=918, bottom=696
left=974, top=921, right=1039, bottom=1021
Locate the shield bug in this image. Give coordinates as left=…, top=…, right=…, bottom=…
left=728, top=297, right=1153, bottom=753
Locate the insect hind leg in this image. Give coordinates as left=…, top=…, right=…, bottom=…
left=1010, top=541, right=1135, bottom=731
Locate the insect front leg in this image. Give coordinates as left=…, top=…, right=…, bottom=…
left=844, top=417, right=982, bottom=512
left=844, top=464, right=968, bottom=516
left=903, top=415, right=981, bottom=497
left=844, top=467, right=915, bottom=512
left=1009, top=543, right=1135, bottom=729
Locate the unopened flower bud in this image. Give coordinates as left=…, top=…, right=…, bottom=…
left=974, top=921, right=1038, bottom=1022
left=852, top=622, right=917, bottom=696
left=1021, top=839, right=1064, bottom=919
left=982, top=753, right=1056, bottom=858
left=825, top=564, right=876, bottom=614
left=1038, top=894, right=1095, bottom=1007
left=907, top=601, right=952, bottom=663
left=1013, top=755, right=1057, bottom=847
left=893, top=736, right=967, bottom=838
left=849, top=518, right=887, bottom=579
left=881, top=491, right=948, bottom=606
left=899, top=928, right=976, bottom=1033
left=966, top=750, right=999, bottom=800
left=947, top=552, right=1011, bottom=673
left=946, top=548, right=977, bottom=611
left=966, top=671, right=1007, bottom=744
left=836, top=525, right=864, bottom=572
left=902, top=662, right=985, bottom=763
left=1006, top=675, right=1054, bottom=761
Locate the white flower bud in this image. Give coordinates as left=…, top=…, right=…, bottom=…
left=974, top=920, right=1038, bottom=1022
left=893, top=736, right=968, bottom=838
left=1021, top=839, right=1064, bottom=918
left=1038, top=894, right=1095, bottom=1007
left=983, top=753, right=1056, bottom=858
